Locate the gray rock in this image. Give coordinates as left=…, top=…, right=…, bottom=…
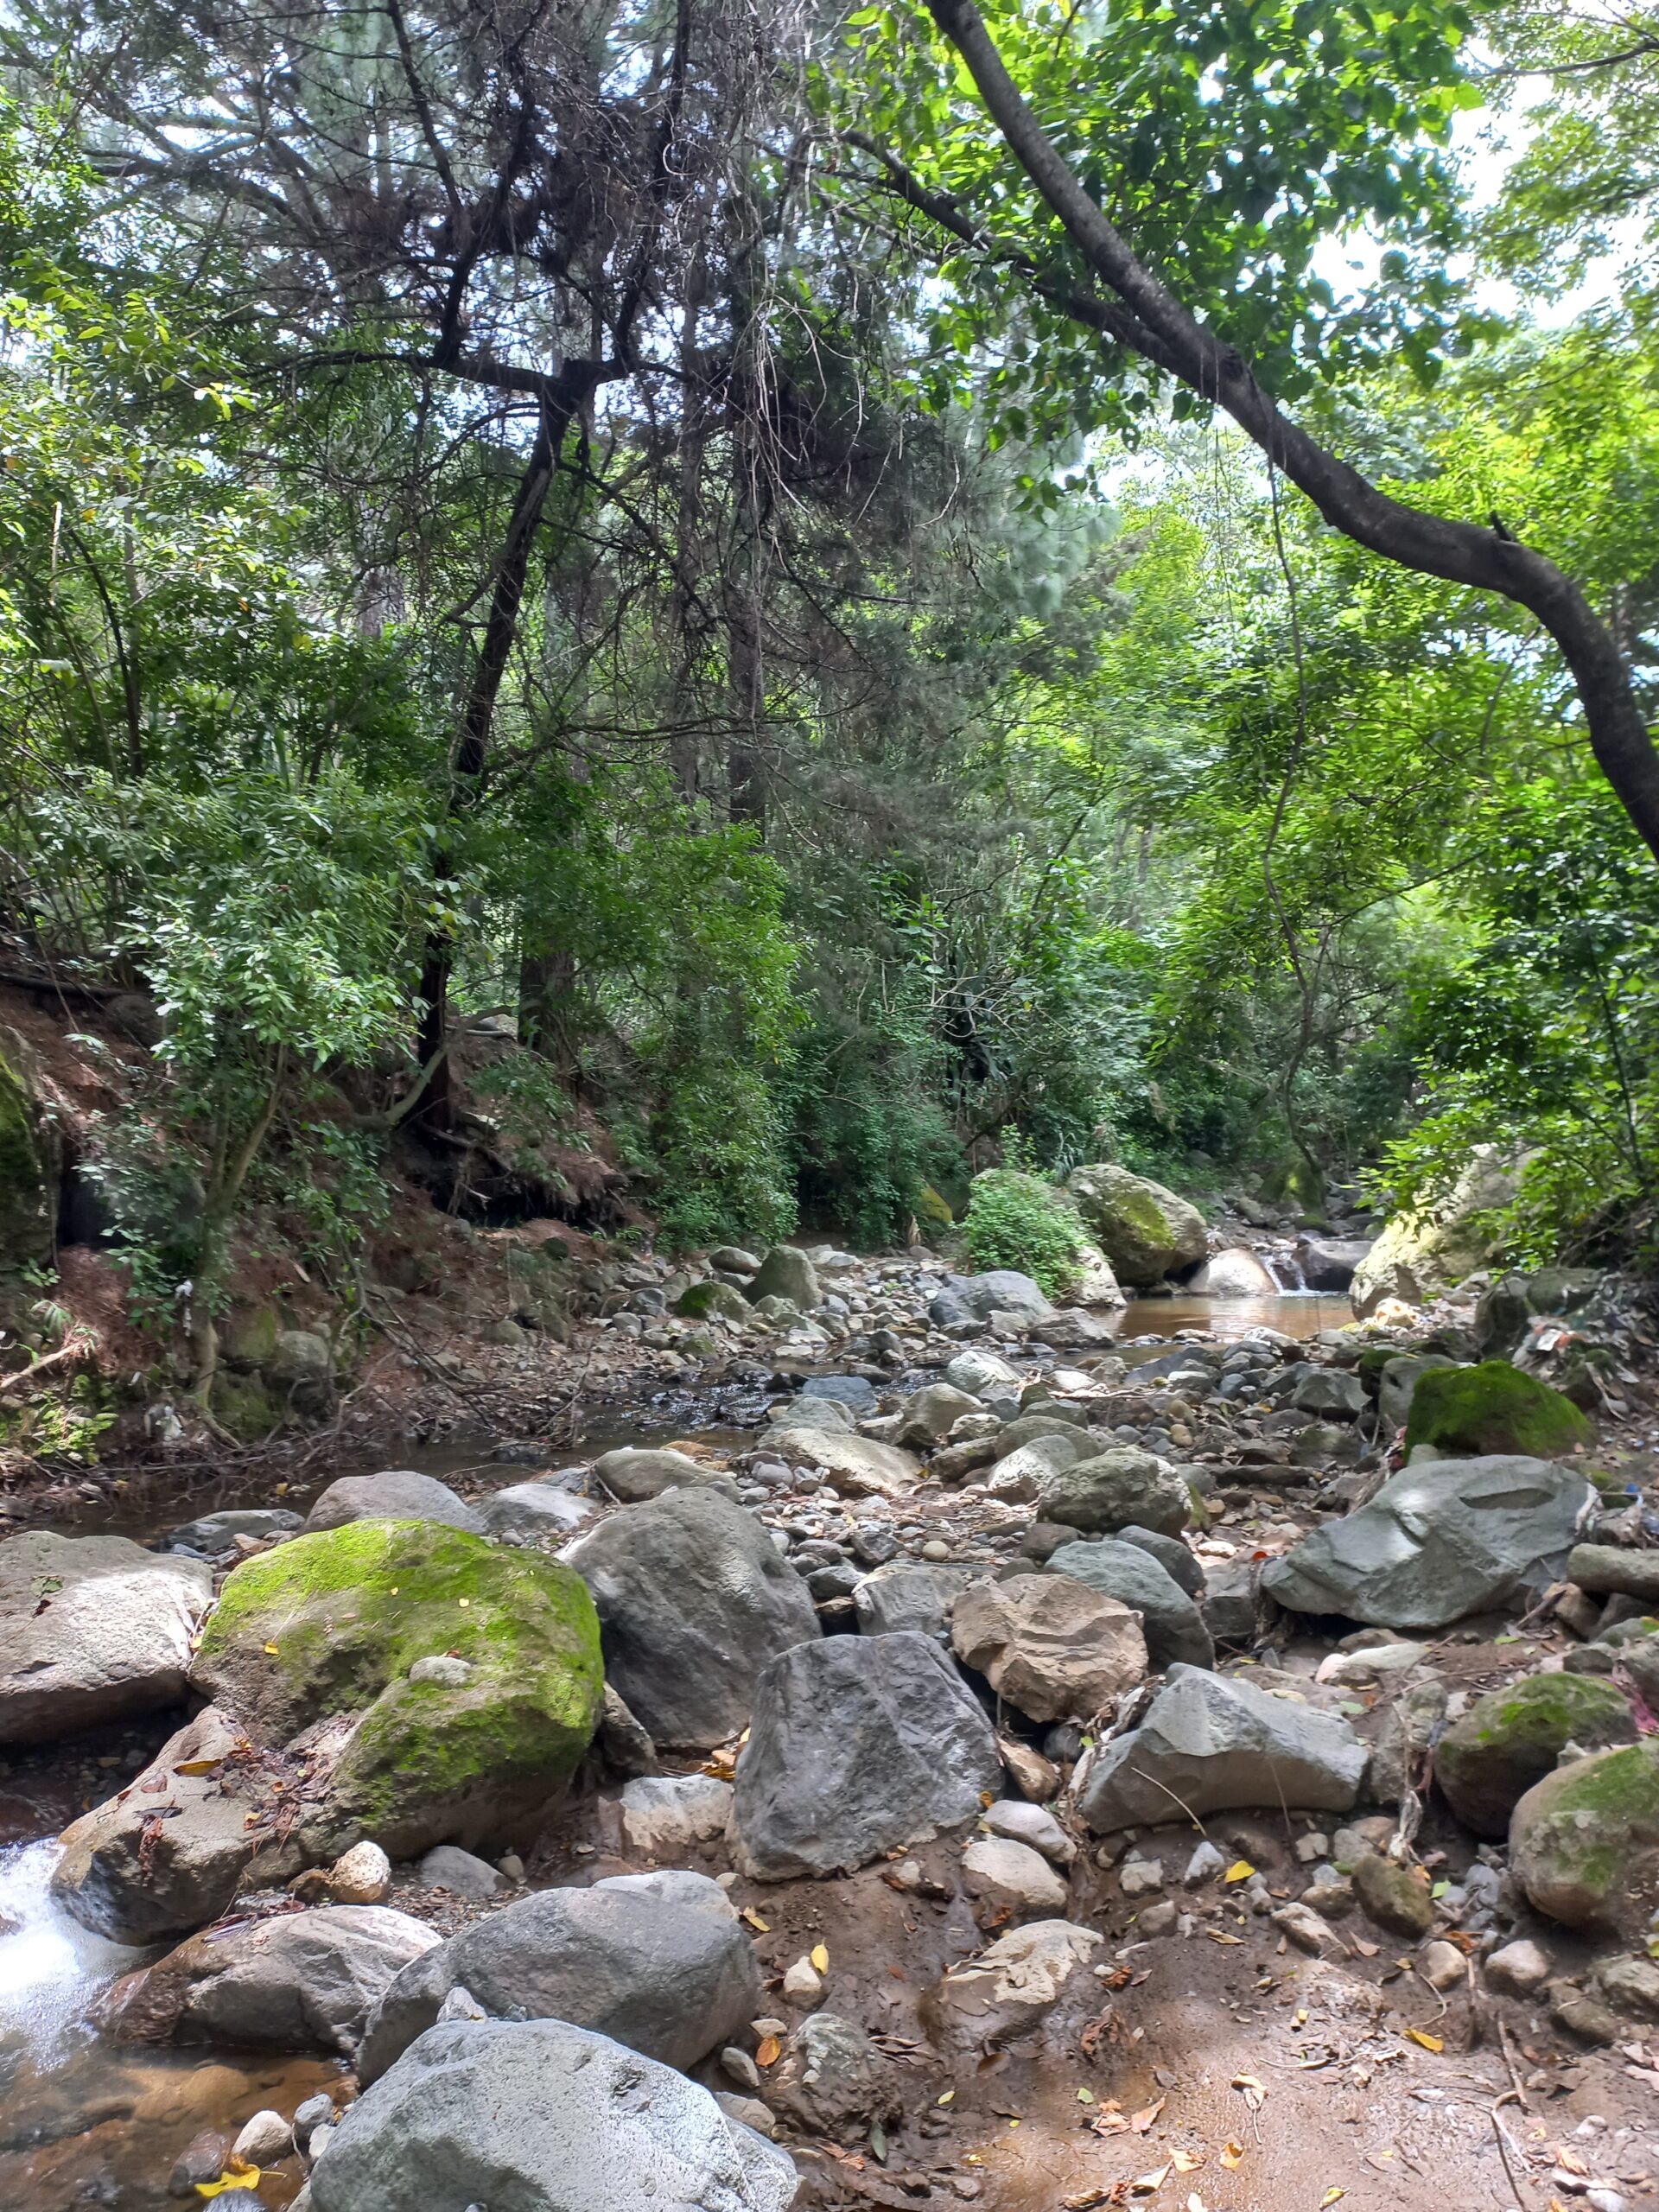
left=1076, top=1663, right=1367, bottom=1833
left=312, top=2018, right=797, bottom=2212
left=303, top=1471, right=482, bottom=1535
left=1261, top=1456, right=1594, bottom=1630
left=594, top=1868, right=736, bottom=1922
left=767, top=2013, right=902, bottom=2131
left=1190, top=1248, right=1277, bottom=1297
left=1035, top=1447, right=1191, bottom=1538
left=1376, top=1354, right=1456, bottom=1433
left=357, top=1881, right=761, bottom=2085
left=935, top=1918, right=1103, bottom=2047
left=733, top=1632, right=1001, bottom=1878
left=589, top=1447, right=728, bottom=1503
left=103, top=1905, right=439, bottom=2054
left=478, top=1481, right=597, bottom=1541
left=0, top=1531, right=213, bottom=1745
left=564, top=1490, right=819, bottom=1749
left=1292, top=1369, right=1368, bottom=1419
left=944, top=1349, right=1021, bottom=1396
left=1065, top=1164, right=1207, bottom=1287
left=896, top=1382, right=984, bottom=1446
left=711, top=1247, right=760, bottom=1274
left=936, top=1270, right=1056, bottom=1325
left=53, top=1706, right=264, bottom=1943
left=164, top=1510, right=303, bottom=1558
left=962, top=1834, right=1069, bottom=1914
left=1294, top=1236, right=1372, bottom=1293
left=992, top=1414, right=1096, bottom=1460
left=762, top=1426, right=920, bottom=1499
left=267, top=1329, right=334, bottom=1411
left=1485, top=1938, right=1551, bottom=1996
left=618, top=1773, right=734, bottom=1855
left=799, top=1374, right=879, bottom=1413
left=853, top=1559, right=982, bottom=1637
left=1044, top=1540, right=1215, bottom=1670
left=418, top=1845, right=502, bottom=1899
left=1115, top=1523, right=1204, bottom=1596
left=1200, top=1555, right=1268, bottom=1646
left=747, top=1246, right=821, bottom=1310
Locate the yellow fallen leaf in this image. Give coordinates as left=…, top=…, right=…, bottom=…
left=1224, top=1859, right=1255, bottom=1883
left=937, top=2090, right=955, bottom=2106
left=197, top=2170, right=260, bottom=2200
left=810, top=1943, right=829, bottom=1974
left=1231, top=2074, right=1266, bottom=2111
left=1130, top=2165, right=1171, bottom=2196
left=263, top=1643, right=279, bottom=1656
left=1321, top=2192, right=1345, bottom=2208
left=1220, top=2142, right=1245, bottom=2170
left=457, top=1597, right=470, bottom=1607
left=1404, top=2028, right=1443, bottom=2053
left=172, top=1758, right=220, bottom=1777
left=1206, top=1929, right=1244, bottom=1945
left=1171, top=2147, right=1205, bottom=2171
left=741, top=1908, right=769, bottom=1932
left=755, top=2035, right=781, bottom=2067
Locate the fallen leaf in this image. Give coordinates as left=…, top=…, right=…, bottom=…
left=1077, top=2087, right=1096, bottom=2104
left=1231, top=2074, right=1267, bottom=2112
left=1185, top=2196, right=1208, bottom=2212
left=1224, top=1860, right=1255, bottom=1883
left=937, top=2090, right=955, bottom=2106
left=1352, top=1937, right=1380, bottom=1957
left=869, top=2121, right=887, bottom=2164
left=755, top=2036, right=781, bottom=2068
left=1129, top=2095, right=1166, bottom=2133
left=1171, top=2148, right=1205, bottom=2172
left=1321, top=2191, right=1345, bottom=2208
left=1220, top=2142, right=1245, bottom=2170
left=1404, top=2028, right=1443, bottom=2053
left=1131, top=2164, right=1171, bottom=2196
left=741, top=1908, right=769, bottom=1932
left=262, top=1643, right=279, bottom=1656
left=810, top=1943, right=830, bottom=1974
left=196, top=2170, right=260, bottom=2200
left=172, top=1758, right=219, bottom=1777
left=1206, top=1929, right=1244, bottom=1946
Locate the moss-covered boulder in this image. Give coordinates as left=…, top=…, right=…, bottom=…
left=674, top=1278, right=752, bottom=1324
left=1511, top=1738, right=1659, bottom=1936
left=1437, top=1672, right=1637, bottom=1838
left=1063, top=1164, right=1206, bottom=1287
left=1403, top=1360, right=1593, bottom=1459
left=0, top=1029, right=57, bottom=1272
left=193, top=1520, right=603, bottom=1856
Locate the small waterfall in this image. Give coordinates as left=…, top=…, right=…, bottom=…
left=1263, top=1249, right=1307, bottom=1293
left=0, top=1840, right=144, bottom=2063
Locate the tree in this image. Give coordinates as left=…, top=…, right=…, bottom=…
left=838, top=0, right=1659, bottom=864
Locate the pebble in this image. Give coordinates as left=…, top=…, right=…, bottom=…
left=1485, top=1939, right=1552, bottom=1997
left=1119, top=1857, right=1164, bottom=1898
left=1185, top=1840, right=1226, bottom=1886
left=232, top=2110, right=294, bottom=2165
left=1420, top=1939, right=1466, bottom=1992
left=920, top=1538, right=951, bottom=1562
left=782, top=1957, right=823, bottom=2005
left=720, top=2045, right=761, bottom=2090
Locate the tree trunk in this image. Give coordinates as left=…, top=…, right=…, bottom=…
left=923, top=0, right=1659, bottom=864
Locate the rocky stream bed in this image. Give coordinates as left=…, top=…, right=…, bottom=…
left=5, top=1218, right=1659, bottom=2212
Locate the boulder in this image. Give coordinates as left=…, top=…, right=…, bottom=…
left=1044, top=1539, right=1215, bottom=1670
left=310, top=2018, right=797, bottom=2212
left=1376, top=1354, right=1455, bottom=1433
left=357, top=1882, right=760, bottom=2084
left=933, top=1270, right=1056, bottom=1326
left=944, top=1349, right=1021, bottom=1396
left=961, top=1835, right=1069, bottom=1915
left=1352, top=1854, right=1434, bottom=1939
left=993, top=1414, right=1096, bottom=1460
left=1294, top=1236, right=1372, bottom=1293
left=1115, top=1523, right=1204, bottom=1597
left=950, top=1574, right=1146, bottom=1723
left=1403, top=1361, right=1593, bottom=1459
left=418, top=1844, right=501, bottom=1898
left=590, top=1446, right=729, bottom=1503
left=1510, top=1740, right=1659, bottom=1936
left=327, top=1840, right=392, bottom=1904
left=1261, top=1457, right=1592, bottom=1630
left=1437, top=1672, right=1638, bottom=1838
left=1035, top=1447, right=1191, bottom=1538
left=0, top=1531, right=213, bottom=1745
left=99, top=1905, right=439, bottom=2053
left=1292, top=1369, right=1368, bottom=1420
left=762, top=1425, right=920, bottom=1499
left=477, top=1480, right=598, bottom=1543
left=711, top=1247, right=760, bottom=1274
left=765, top=2013, right=902, bottom=2132
left=1064, top=1165, right=1207, bottom=1287
left=853, top=1560, right=982, bottom=1637
left=766, top=1393, right=853, bottom=1434
left=985, top=1434, right=1090, bottom=1502
left=1190, top=1248, right=1277, bottom=1297
left=564, top=1489, right=818, bottom=1749
left=1350, top=1146, right=1516, bottom=1315
left=895, top=1382, right=984, bottom=1447
left=935, top=1919, right=1103, bottom=2048
left=192, top=1520, right=603, bottom=1856
left=618, top=1773, right=734, bottom=1856
left=799, top=1373, right=880, bottom=1414
left=747, top=1246, right=821, bottom=1310
left=594, top=1868, right=738, bottom=1922
left=674, top=1278, right=753, bottom=1324
left=53, top=1706, right=269, bottom=1943
left=303, top=1471, right=482, bottom=1535
left=983, top=1800, right=1075, bottom=1863
left=1076, top=1664, right=1366, bottom=1834
left=733, top=1632, right=1001, bottom=1878
left=267, top=1329, right=334, bottom=1413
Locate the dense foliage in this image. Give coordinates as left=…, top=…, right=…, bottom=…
left=1, top=0, right=1656, bottom=1354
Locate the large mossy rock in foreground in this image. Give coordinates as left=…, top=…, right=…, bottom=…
left=1511, top=1739, right=1659, bottom=1936
left=193, top=1521, right=603, bottom=1855
left=1403, top=1360, right=1592, bottom=1459
left=1437, top=1671, right=1638, bottom=1839
left=1063, top=1164, right=1205, bottom=1287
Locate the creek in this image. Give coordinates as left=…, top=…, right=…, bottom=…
left=0, top=1284, right=1349, bottom=2209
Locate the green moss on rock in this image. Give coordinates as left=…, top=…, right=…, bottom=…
left=674, top=1279, right=751, bottom=1323
left=1511, top=1738, right=1659, bottom=1936
left=1063, top=1164, right=1206, bottom=1287
left=193, top=1520, right=603, bottom=1853
left=1403, top=1359, right=1592, bottom=1459
left=1437, top=1671, right=1637, bottom=1838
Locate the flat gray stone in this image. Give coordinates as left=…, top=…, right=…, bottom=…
left=311, top=2018, right=797, bottom=2212
left=589, top=1447, right=728, bottom=1503
left=1261, top=1456, right=1594, bottom=1630
left=1077, top=1663, right=1366, bottom=1833
left=304, top=1471, right=482, bottom=1535
left=477, top=1481, right=598, bottom=1541
left=734, top=1632, right=1001, bottom=1878
left=853, top=1560, right=982, bottom=1637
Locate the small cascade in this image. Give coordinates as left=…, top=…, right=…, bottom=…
left=0, top=1840, right=144, bottom=2063
left=1264, top=1249, right=1307, bottom=1293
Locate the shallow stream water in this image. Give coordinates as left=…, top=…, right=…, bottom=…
left=0, top=1285, right=1351, bottom=2208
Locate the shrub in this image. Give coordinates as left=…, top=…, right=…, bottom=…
left=961, top=1168, right=1084, bottom=1296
